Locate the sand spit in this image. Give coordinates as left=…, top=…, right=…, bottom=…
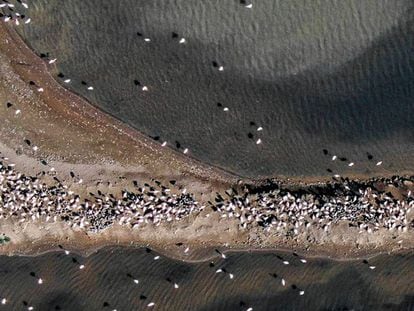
left=0, top=133, right=413, bottom=261
left=0, top=22, right=413, bottom=259
left=0, top=23, right=242, bottom=185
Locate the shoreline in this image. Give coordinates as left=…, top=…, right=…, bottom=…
left=0, top=23, right=250, bottom=198
left=4, top=24, right=414, bottom=185
left=0, top=21, right=413, bottom=260
left=2, top=238, right=411, bottom=264
left=0, top=206, right=412, bottom=261
left=1, top=215, right=411, bottom=263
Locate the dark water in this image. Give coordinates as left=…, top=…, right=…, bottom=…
left=0, top=247, right=413, bottom=310
left=13, top=0, right=414, bottom=178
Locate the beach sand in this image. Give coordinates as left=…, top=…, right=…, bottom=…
left=0, top=22, right=413, bottom=261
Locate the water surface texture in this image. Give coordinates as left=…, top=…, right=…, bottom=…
left=16, top=0, right=414, bottom=178
left=0, top=248, right=413, bottom=310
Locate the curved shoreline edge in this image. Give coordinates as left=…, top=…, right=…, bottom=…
left=4, top=23, right=414, bottom=187
left=0, top=22, right=413, bottom=260
left=1, top=23, right=243, bottom=185
left=6, top=23, right=414, bottom=185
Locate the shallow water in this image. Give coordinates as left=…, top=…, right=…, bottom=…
left=13, top=0, right=414, bottom=178
left=0, top=247, right=413, bottom=310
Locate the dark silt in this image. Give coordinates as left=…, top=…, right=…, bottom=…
left=14, top=0, right=414, bottom=178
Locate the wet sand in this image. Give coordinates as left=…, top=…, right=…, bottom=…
left=0, top=19, right=413, bottom=261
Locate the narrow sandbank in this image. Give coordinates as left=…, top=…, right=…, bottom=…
left=0, top=22, right=413, bottom=260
